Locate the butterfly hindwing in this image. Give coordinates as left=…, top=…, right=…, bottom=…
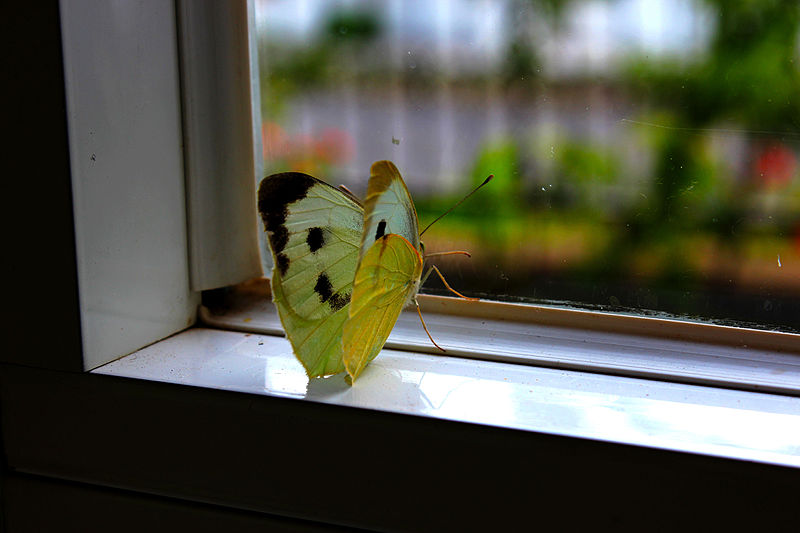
left=258, top=172, right=363, bottom=377
left=343, top=161, right=424, bottom=381
left=342, top=233, right=423, bottom=381
left=271, top=265, right=351, bottom=377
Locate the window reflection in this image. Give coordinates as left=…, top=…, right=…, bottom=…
left=256, top=0, right=800, bottom=331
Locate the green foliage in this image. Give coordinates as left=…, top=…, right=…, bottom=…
left=504, top=40, right=540, bottom=84
left=259, top=0, right=800, bottom=309
left=324, top=9, right=381, bottom=42
left=558, top=143, right=618, bottom=184
left=468, top=138, right=523, bottom=217
left=626, top=0, right=800, bottom=130
left=414, top=138, right=525, bottom=254
left=502, top=0, right=577, bottom=83
left=619, top=0, right=800, bottom=272
left=261, top=7, right=383, bottom=118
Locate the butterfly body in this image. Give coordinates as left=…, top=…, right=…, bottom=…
left=259, top=161, right=433, bottom=382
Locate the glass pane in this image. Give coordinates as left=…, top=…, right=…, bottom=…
left=255, top=0, right=800, bottom=333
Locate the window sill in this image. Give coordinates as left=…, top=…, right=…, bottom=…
left=94, top=310, right=800, bottom=470
left=197, top=280, right=800, bottom=397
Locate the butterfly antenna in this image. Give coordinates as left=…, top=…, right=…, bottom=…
left=419, top=174, right=494, bottom=237
left=424, top=250, right=471, bottom=259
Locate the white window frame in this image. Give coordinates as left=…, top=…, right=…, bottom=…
left=60, top=0, right=263, bottom=369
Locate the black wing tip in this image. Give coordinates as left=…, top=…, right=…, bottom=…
left=258, top=172, right=317, bottom=211
left=258, top=173, right=317, bottom=254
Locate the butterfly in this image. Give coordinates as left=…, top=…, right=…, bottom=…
left=258, top=160, right=487, bottom=382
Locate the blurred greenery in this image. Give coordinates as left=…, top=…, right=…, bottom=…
left=260, top=7, right=382, bottom=119
left=324, top=9, right=381, bottom=42
left=606, top=0, right=800, bottom=302
left=258, top=0, right=800, bottom=330
left=468, top=139, right=523, bottom=214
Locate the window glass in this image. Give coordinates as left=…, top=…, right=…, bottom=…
left=255, top=0, right=800, bottom=332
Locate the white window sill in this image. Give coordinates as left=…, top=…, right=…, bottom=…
left=94, top=300, right=800, bottom=470
left=197, top=284, right=800, bottom=396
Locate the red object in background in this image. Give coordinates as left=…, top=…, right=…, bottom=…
left=314, top=128, right=353, bottom=164
left=262, top=122, right=354, bottom=175
left=262, top=122, right=289, bottom=160
left=753, top=143, right=797, bottom=187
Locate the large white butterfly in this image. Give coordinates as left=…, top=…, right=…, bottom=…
left=258, top=160, right=485, bottom=382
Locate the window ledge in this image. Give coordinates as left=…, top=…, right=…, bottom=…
left=198, top=280, right=800, bottom=396
left=95, top=324, right=800, bottom=469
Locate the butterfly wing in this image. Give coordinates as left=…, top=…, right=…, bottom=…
left=358, top=160, right=420, bottom=260
left=258, top=172, right=363, bottom=377
left=342, top=234, right=423, bottom=381
left=342, top=162, right=423, bottom=382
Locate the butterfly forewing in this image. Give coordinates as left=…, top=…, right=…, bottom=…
left=343, top=234, right=423, bottom=381
left=358, top=161, right=420, bottom=262
left=258, top=172, right=364, bottom=377
left=259, top=173, right=363, bottom=320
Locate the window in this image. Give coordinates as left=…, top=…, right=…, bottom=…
left=54, top=0, right=797, bottom=412
left=6, top=3, right=797, bottom=529
left=255, top=0, right=800, bottom=333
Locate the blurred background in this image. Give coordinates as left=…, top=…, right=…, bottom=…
left=255, top=0, right=800, bottom=332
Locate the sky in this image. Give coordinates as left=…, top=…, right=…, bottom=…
left=256, top=0, right=710, bottom=74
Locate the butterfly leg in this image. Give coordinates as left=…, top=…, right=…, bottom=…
left=414, top=299, right=446, bottom=352
left=428, top=265, right=479, bottom=301
left=420, top=265, right=435, bottom=287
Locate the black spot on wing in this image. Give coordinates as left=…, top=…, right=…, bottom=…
left=276, top=253, right=290, bottom=276
left=258, top=172, right=315, bottom=253
left=375, top=220, right=387, bottom=241
left=329, top=291, right=350, bottom=311
left=307, top=227, right=325, bottom=252
left=314, top=272, right=351, bottom=311
left=314, top=273, right=334, bottom=302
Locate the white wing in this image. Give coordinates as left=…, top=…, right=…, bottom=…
left=258, top=172, right=363, bottom=320
left=358, top=160, right=420, bottom=262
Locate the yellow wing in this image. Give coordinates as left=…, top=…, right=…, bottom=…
left=342, top=234, right=423, bottom=382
